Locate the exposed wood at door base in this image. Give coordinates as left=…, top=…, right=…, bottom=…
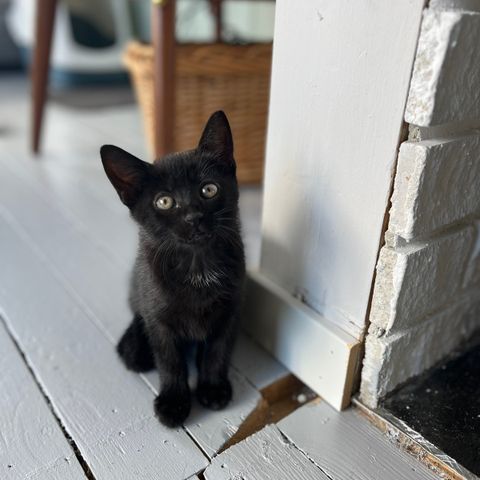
left=220, top=374, right=316, bottom=453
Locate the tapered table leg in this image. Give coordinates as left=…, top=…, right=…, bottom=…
left=152, top=0, right=176, bottom=159
left=210, top=0, right=222, bottom=42
left=31, top=0, right=57, bottom=154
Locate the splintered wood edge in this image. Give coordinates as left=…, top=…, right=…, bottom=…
left=353, top=398, right=469, bottom=480
left=219, top=373, right=318, bottom=453
left=341, top=339, right=363, bottom=409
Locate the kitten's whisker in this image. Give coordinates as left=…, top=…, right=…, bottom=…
left=216, top=228, right=243, bottom=250
left=152, top=238, right=172, bottom=269
left=214, top=207, right=235, bottom=217
left=218, top=225, right=242, bottom=236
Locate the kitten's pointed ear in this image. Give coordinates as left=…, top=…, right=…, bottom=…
left=198, top=111, right=234, bottom=162
left=100, top=145, right=150, bottom=208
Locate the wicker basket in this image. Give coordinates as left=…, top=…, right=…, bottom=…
left=123, top=41, right=272, bottom=184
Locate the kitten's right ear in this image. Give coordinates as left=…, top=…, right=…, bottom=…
left=100, top=145, right=150, bottom=208
left=198, top=111, right=234, bottom=163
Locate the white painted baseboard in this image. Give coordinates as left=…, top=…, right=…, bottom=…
left=243, top=270, right=362, bottom=410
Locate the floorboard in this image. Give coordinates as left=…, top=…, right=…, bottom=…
left=0, top=156, right=133, bottom=341
left=203, top=424, right=330, bottom=480
left=277, top=400, right=441, bottom=480
left=231, top=333, right=289, bottom=391
left=0, top=320, right=86, bottom=480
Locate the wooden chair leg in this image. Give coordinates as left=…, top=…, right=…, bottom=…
left=31, top=0, right=57, bottom=154
left=210, top=0, right=223, bottom=42
left=152, top=0, right=176, bottom=159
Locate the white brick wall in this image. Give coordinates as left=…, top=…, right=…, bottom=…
left=390, top=132, right=480, bottom=239
left=405, top=10, right=480, bottom=126
left=362, top=289, right=480, bottom=406
left=361, top=5, right=480, bottom=408
left=368, top=227, right=475, bottom=333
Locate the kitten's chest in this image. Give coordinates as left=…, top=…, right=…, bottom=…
left=133, top=250, right=239, bottom=339
left=163, top=293, right=225, bottom=340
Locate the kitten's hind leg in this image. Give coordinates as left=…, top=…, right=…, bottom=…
left=117, top=314, right=155, bottom=372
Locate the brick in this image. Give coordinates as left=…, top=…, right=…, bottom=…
left=390, top=133, right=480, bottom=239
left=405, top=10, right=480, bottom=126
left=369, top=226, right=475, bottom=333
left=361, top=292, right=480, bottom=407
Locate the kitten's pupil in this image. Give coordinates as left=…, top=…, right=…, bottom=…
left=201, top=183, right=218, bottom=199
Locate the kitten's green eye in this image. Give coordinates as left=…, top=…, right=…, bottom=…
left=201, top=183, right=218, bottom=199
left=154, top=195, right=175, bottom=210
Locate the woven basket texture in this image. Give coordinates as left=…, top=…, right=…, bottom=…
left=124, top=41, right=272, bottom=184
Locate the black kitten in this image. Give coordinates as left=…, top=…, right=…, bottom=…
left=100, top=111, right=245, bottom=428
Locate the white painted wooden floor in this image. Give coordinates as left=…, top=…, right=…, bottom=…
left=0, top=75, right=442, bottom=479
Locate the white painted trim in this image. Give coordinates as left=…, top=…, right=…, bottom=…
left=243, top=271, right=361, bottom=410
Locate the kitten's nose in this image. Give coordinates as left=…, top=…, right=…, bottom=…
left=184, top=212, right=203, bottom=227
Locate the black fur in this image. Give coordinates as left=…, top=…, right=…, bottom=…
left=100, top=111, right=245, bottom=428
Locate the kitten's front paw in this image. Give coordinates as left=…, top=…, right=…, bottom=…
left=196, top=379, right=232, bottom=410
left=154, top=389, right=191, bottom=428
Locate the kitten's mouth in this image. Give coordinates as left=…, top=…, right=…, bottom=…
left=183, top=232, right=212, bottom=245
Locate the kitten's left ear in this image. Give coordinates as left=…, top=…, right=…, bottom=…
left=100, top=145, right=150, bottom=208
left=198, top=111, right=234, bottom=163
